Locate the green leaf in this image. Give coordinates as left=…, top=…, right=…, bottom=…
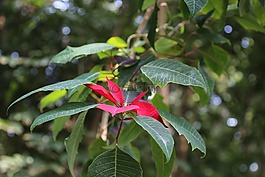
left=184, top=0, right=208, bottom=17
left=159, top=110, right=206, bottom=156
left=193, top=65, right=214, bottom=106
left=107, top=36, right=127, bottom=48
left=195, top=9, right=214, bottom=27
left=147, top=4, right=158, bottom=48
left=155, top=37, right=183, bottom=56
left=7, top=72, right=99, bottom=113
left=88, top=138, right=108, bottom=160
left=198, top=28, right=231, bottom=45
left=142, top=0, right=156, bottom=10
left=141, top=59, right=206, bottom=89
left=65, top=111, right=87, bottom=177
left=30, top=102, right=97, bottom=131
left=134, top=116, right=174, bottom=162
left=50, top=43, right=114, bottom=64
left=234, top=16, right=265, bottom=33
left=52, top=116, right=69, bottom=140
left=238, top=0, right=252, bottom=17
left=199, top=44, right=229, bottom=76
left=151, top=93, right=170, bottom=112
left=260, top=0, right=265, bottom=6
left=118, top=53, right=156, bottom=86
left=87, top=147, right=143, bottom=177
left=150, top=138, right=175, bottom=177
left=107, top=121, right=144, bottom=149
left=202, top=0, right=225, bottom=19
left=39, top=90, right=67, bottom=112
left=118, top=121, right=143, bottom=147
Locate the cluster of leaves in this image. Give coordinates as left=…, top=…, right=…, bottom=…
left=5, top=0, right=265, bottom=176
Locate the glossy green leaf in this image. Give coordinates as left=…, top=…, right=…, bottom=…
left=141, top=59, right=206, bottom=89
left=142, top=0, right=156, bottom=10
left=87, top=147, right=142, bottom=177
left=199, top=44, right=229, bottom=76
left=184, top=0, right=208, bottom=17
left=234, top=16, right=265, bottom=33
left=159, top=110, right=206, bottom=156
left=30, top=102, right=97, bottom=131
left=118, top=53, right=156, bottom=86
left=52, top=116, right=69, bottom=140
left=65, top=111, right=87, bottom=177
left=39, top=90, right=67, bottom=112
left=7, top=72, right=99, bottom=113
left=155, top=37, right=183, bottom=56
left=193, top=65, right=214, bottom=106
left=134, top=116, right=174, bottom=162
left=150, top=138, right=175, bottom=177
left=107, top=36, right=127, bottom=48
left=50, top=43, right=114, bottom=64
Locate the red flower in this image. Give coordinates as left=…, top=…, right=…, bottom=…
left=85, top=77, right=165, bottom=126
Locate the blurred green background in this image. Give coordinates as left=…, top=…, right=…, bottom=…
left=1, top=0, right=265, bottom=177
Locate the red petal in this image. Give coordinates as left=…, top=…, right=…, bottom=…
left=85, top=84, right=117, bottom=104
left=106, top=77, right=124, bottom=106
left=131, top=91, right=148, bottom=104
left=132, top=101, right=167, bottom=127
left=97, top=104, right=139, bottom=116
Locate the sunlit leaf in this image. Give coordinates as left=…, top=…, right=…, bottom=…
left=7, top=72, right=99, bottom=113
left=184, top=0, right=208, bottom=17
left=65, top=111, right=87, bottom=177
left=150, top=138, right=175, bottom=177
left=155, top=37, right=183, bottom=56
left=39, top=90, right=67, bottom=112
left=30, top=102, right=97, bottom=131
left=159, top=110, right=206, bottom=156
left=134, top=116, right=174, bottom=162
left=141, top=59, right=206, bottom=89
left=87, top=147, right=142, bottom=177
left=107, top=36, right=127, bottom=48
left=50, top=43, right=114, bottom=64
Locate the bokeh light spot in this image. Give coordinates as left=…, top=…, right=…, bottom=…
left=249, top=162, right=259, bottom=172
left=224, top=25, right=233, bottom=34
left=226, top=117, right=238, bottom=127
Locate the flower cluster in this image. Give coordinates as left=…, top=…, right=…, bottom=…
left=85, top=78, right=165, bottom=126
